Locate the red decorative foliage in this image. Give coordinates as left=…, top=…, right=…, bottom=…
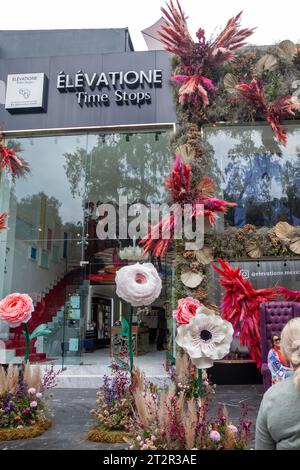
left=212, top=258, right=276, bottom=368
left=0, top=212, right=8, bottom=230
left=139, top=155, right=236, bottom=257
left=0, top=132, right=30, bottom=179
left=235, top=79, right=300, bottom=145
left=159, top=1, right=254, bottom=108
left=277, top=286, right=300, bottom=303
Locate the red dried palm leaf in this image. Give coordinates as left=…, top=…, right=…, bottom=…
left=212, top=258, right=276, bottom=368
left=278, top=286, right=300, bottom=302
left=235, top=79, right=300, bottom=145
left=209, top=11, right=256, bottom=64
left=159, top=0, right=194, bottom=58
left=0, top=133, right=30, bottom=179
left=0, top=212, right=8, bottom=230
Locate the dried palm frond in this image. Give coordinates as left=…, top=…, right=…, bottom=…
left=254, top=54, right=278, bottom=74
left=224, top=73, right=239, bottom=94
left=175, top=350, right=190, bottom=382
left=183, top=398, right=197, bottom=449
left=275, top=40, right=297, bottom=63
left=0, top=366, right=8, bottom=396
left=175, top=144, right=195, bottom=164
left=23, top=362, right=42, bottom=391
left=158, top=389, right=168, bottom=428
left=274, top=222, right=300, bottom=254
left=131, top=366, right=145, bottom=392
left=181, top=270, right=203, bottom=288
left=7, top=364, right=19, bottom=394
left=245, top=239, right=263, bottom=258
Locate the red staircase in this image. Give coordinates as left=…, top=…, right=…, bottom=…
left=3, top=268, right=82, bottom=363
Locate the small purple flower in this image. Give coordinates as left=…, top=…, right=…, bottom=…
left=36, top=392, right=43, bottom=399
left=30, top=401, right=38, bottom=408
left=28, top=387, right=36, bottom=395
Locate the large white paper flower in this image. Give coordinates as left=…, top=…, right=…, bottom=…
left=176, top=306, right=234, bottom=368
left=115, top=263, right=162, bottom=306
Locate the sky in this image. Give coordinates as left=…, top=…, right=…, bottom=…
left=0, top=0, right=299, bottom=51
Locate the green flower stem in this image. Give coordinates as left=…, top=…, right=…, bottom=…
left=23, top=323, right=30, bottom=363
left=129, top=306, right=134, bottom=375
left=198, top=368, right=203, bottom=398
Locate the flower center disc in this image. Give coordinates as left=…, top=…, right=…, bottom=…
left=135, top=272, right=147, bottom=284
left=200, top=329, right=212, bottom=341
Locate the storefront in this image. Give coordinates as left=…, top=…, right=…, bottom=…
left=0, top=29, right=177, bottom=365
left=1, top=29, right=299, bottom=378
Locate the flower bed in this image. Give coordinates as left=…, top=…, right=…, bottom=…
left=0, top=363, right=58, bottom=441
left=126, top=363, right=252, bottom=451
left=87, top=365, right=134, bottom=443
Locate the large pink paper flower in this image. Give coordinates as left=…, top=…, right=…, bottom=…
left=115, top=263, right=162, bottom=306
left=173, top=297, right=202, bottom=324
left=0, top=293, right=34, bottom=327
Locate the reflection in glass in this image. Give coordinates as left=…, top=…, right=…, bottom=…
left=0, top=129, right=172, bottom=365
left=204, top=124, right=300, bottom=227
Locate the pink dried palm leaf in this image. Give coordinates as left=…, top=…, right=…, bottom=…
left=277, top=286, right=300, bottom=302
left=159, top=0, right=194, bottom=59
left=212, top=258, right=276, bottom=368
left=172, top=74, right=216, bottom=107
left=0, top=212, right=8, bottom=230
left=209, top=12, right=256, bottom=64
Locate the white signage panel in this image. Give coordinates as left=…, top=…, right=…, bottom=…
left=5, top=73, right=47, bottom=111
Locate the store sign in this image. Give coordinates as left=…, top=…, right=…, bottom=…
left=5, top=73, right=48, bottom=112
left=56, top=69, right=163, bottom=107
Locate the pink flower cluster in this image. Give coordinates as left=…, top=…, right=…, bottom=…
left=172, top=297, right=202, bottom=324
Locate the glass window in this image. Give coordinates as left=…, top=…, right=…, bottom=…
left=0, top=128, right=172, bottom=364
left=203, top=123, right=300, bottom=227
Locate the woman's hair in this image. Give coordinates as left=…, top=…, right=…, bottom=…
left=270, top=333, right=280, bottom=347
left=281, top=317, right=300, bottom=390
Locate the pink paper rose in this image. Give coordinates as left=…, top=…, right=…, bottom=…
left=0, top=293, right=34, bottom=327
left=172, top=297, right=202, bottom=324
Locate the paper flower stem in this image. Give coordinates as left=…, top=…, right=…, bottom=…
left=198, top=368, right=203, bottom=397
left=23, top=323, right=30, bottom=363
left=129, top=306, right=134, bottom=374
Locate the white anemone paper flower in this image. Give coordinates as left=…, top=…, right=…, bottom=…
left=115, top=262, right=162, bottom=306
left=176, top=305, right=234, bottom=368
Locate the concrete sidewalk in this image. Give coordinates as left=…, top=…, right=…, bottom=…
left=43, top=349, right=170, bottom=388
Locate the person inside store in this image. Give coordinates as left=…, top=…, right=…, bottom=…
left=255, top=318, right=300, bottom=450
left=267, top=332, right=294, bottom=383
left=157, top=302, right=168, bottom=351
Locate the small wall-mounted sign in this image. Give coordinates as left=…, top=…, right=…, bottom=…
left=5, top=73, right=48, bottom=112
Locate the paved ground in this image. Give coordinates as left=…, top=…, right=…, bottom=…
left=0, top=385, right=263, bottom=450
left=45, top=349, right=170, bottom=388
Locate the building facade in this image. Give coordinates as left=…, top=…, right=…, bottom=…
left=0, top=29, right=177, bottom=365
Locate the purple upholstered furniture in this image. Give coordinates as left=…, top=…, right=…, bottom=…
left=260, top=301, right=300, bottom=390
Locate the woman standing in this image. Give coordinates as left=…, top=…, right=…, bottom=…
left=255, top=318, right=300, bottom=450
